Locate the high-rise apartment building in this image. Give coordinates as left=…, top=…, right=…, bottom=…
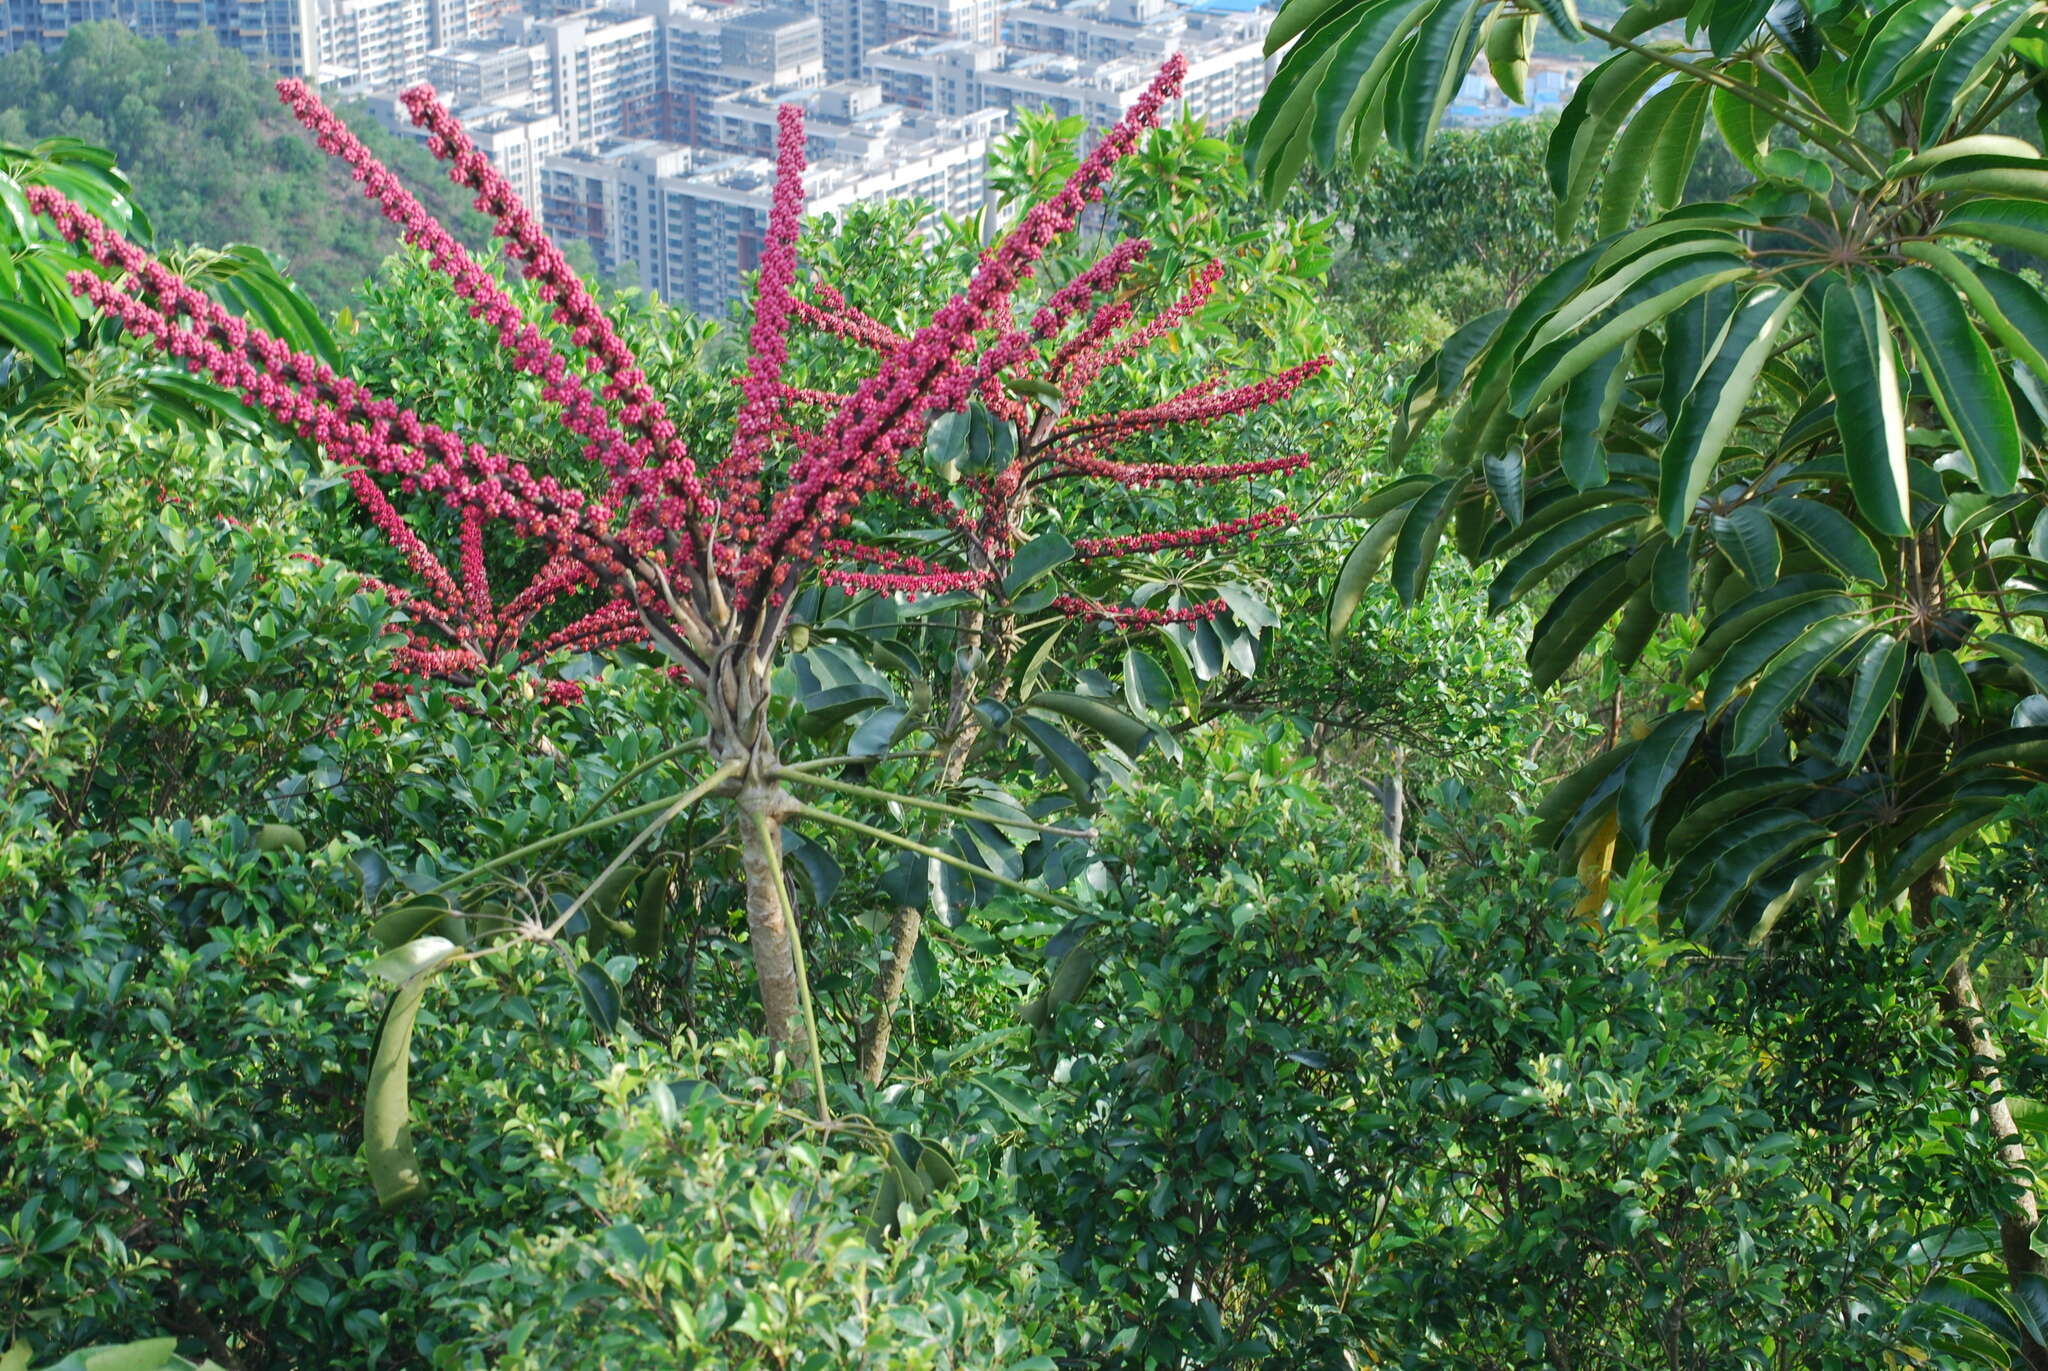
left=640, top=0, right=822, bottom=142
left=542, top=99, right=994, bottom=312
left=420, top=0, right=518, bottom=47
left=501, top=7, right=656, bottom=144
left=315, top=0, right=430, bottom=90
left=369, top=89, right=565, bottom=202
left=870, top=0, right=1264, bottom=127
left=126, top=0, right=323, bottom=74
left=812, top=0, right=995, bottom=81
left=3, top=0, right=117, bottom=55
left=424, top=35, right=554, bottom=109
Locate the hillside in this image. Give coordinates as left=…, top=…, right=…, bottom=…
left=0, top=23, right=488, bottom=311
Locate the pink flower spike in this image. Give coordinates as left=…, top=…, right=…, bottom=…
left=718, top=103, right=809, bottom=506
left=1072, top=507, right=1297, bottom=562
left=1052, top=594, right=1229, bottom=628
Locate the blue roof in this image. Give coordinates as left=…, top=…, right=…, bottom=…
left=1178, top=0, right=1265, bottom=13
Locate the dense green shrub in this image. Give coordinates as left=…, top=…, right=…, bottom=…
left=423, top=1054, right=1075, bottom=1370
left=1023, top=726, right=2005, bottom=1368
left=0, top=417, right=388, bottom=892
left=1020, top=724, right=1407, bottom=1367
left=0, top=410, right=1074, bottom=1368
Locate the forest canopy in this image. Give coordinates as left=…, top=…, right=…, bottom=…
left=7, top=2, right=2048, bottom=1369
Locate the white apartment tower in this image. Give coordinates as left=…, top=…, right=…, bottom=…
left=126, top=0, right=324, bottom=75
left=314, top=0, right=430, bottom=90
left=541, top=100, right=994, bottom=312
left=812, top=0, right=995, bottom=81
left=505, top=7, right=657, bottom=143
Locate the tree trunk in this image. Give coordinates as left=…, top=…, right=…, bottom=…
left=737, top=779, right=805, bottom=1051
left=1914, top=868, right=2047, bottom=1363
left=856, top=588, right=1001, bottom=1084
left=858, top=900, right=921, bottom=1082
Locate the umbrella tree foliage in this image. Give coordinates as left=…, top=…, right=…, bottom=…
left=1253, top=0, right=2048, bottom=1337
left=29, top=57, right=1326, bottom=1202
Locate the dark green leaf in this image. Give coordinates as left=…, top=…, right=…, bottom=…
left=1661, top=285, right=1804, bottom=535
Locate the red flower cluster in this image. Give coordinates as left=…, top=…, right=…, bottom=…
left=1072, top=507, right=1297, bottom=562
left=34, top=52, right=1320, bottom=707
left=1052, top=594, right=1232, bottom=628
left=29, top=184, right=637, bottom=711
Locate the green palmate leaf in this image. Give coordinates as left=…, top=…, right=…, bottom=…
left=1666, top=810, right=1828, bottom=937
left=1266, top=0, right=1357, bottom=54
left=1457, top=242, right=1608, bottom=405
left=1405, top=306, right=1510, bottom=422
left=0, top=298, right=67, bottom=378
left=1653, top=527, right=1696, bottom=612
left=1028, top=690, right=1158, bottom=757
left=1015, top=715, right=1101, bottom=807
left=2014, top=1273, right=2048, bottom=1345
left=366, top=936, right=461, bottom=1209
left=1730, top=616, right=1867, bottom=753
left=1004, top=529, right=1074, bottom=596
left=1903, top=245, right=2048, bottom=386
left=1877, top=798, right=2008, bottom=902
left=1619, top=709, right=1705, bottom=847
left=1921, top=152, right=2048, bottom=197
left=1122, top=646, right=1175, bottom=717
left=1924, top=0, right=2039, bottom=137
left=1486, top=7, right=1537, bottom=103
left=1918, top=648, right=1969, bottom=725
left=1984, top=631, right=2048, bottom=693
left=1707, top=0, right=1775, bottom=58
left=1663, top=282, right=1735, bottom=422
left=1764, top=495, right=1887, bottom=583
left=1765, top=0, right=1824, bottom=69
left=1894, top=132, right=2040, bottom=176
left=1949, top=725, right=2048, bottom=774
left=1650, top=85, right=1714, bottom=213
left=1357, top=471, right=1443, bottom=518
left=1387, top=0, right=1489, bottom=160
left=632, top=866, right=670, bottom=957
left=1535, top=741, right=1638, bottom=848
left=1392, top=476, right=1458, bottom=605
left=849, top=704, right=909, bottom=756
left=1527, top=550, right=1642, bottom=689
left=1328, top=496, right=1415, bottom=637
left=574, top=961, right=623, bottom=1035
left=1851, top=0, right=1967, bottom=109
left=1821, top=277, right=1912, bottom=536
left=1936, top=195, right=2048, bottom=258
left=1346, top=82, right=1393, bottom=170
left=1660, top=284, right=1805, bottom=535
left=1534, top=232, right=1745, bottom=350
left=1712, top=503, right=1782, bottom=587
left=1311, top=0, right=1435, bottom=169
left=1884, top=266, right=2021, bottom=495
left=1760, top=146, right=1834, bottom=194
left=1488, top=505, right=1646, bottom=611
left=1712, top=62, right=1775, bottom=175
left=800, top=683, right=893, bottom=732
left=1510, top=254, right=1750, bottom=416
left=1613, top=577, right=1662, bottom=668
left=1551, top=50, right=1673, bottom=237
left=1530, top=0, right=1584, bottom=36
left=1246, top=5, right=1361, bottom=190
left=1483, top=446, right=1525, bottom=523
left=1702, top=590, right=1853, bottom=712
left=1560, top=346, right=1628, bottom=488
left=1920, top=1276, right=2031, bottom=1349
left=1838, top=632, right=1907, bottom=767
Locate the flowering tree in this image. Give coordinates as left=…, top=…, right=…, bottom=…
left=31, top=55, right=1325, bottom=1195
